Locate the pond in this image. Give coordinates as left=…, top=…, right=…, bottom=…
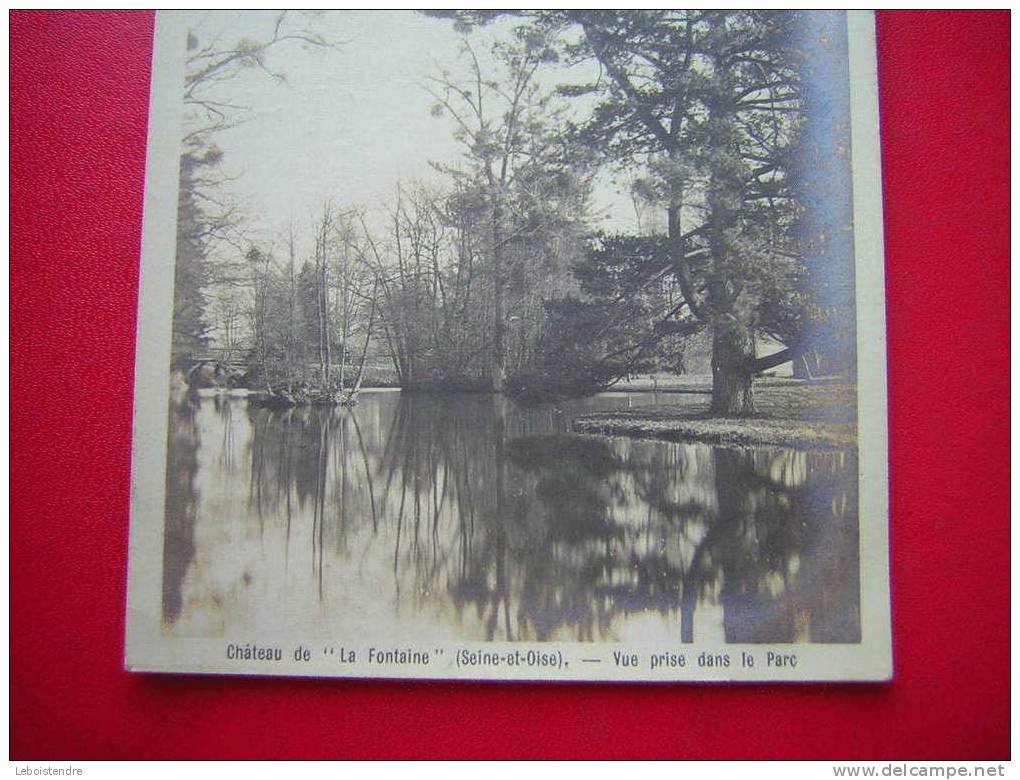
left=163, top=389, right=860, bottom=645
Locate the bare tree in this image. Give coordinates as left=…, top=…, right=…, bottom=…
left=172, top=12, right=335, bottom=366
left=427, top=34, right=567, bottom=392
left=312, top=202, right=337, bottom=391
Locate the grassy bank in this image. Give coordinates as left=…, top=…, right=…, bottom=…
left=573, top=379, right=857, bottom=449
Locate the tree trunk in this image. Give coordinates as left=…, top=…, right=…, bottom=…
left=323, top=263, right=332, bottom=390
left=337, top=281, right=346, bottom=395
left=286, top=227, right=296, bottom=392
left=316, top=241, right=327, bottom=389
left=253, top=255, right=271, bottom=394
left=490, top=204, right=506, bottom=393
left=491, top=276, right=505, bottom=392
left=710, top=320, right=756, bottom=416
left=349, top=283, right=378, bottom=397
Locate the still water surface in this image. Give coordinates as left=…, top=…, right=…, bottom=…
left=164, top=389, right=859, bottom=644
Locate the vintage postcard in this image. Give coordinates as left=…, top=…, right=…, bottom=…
left=126, top=10, right=891, bottom=681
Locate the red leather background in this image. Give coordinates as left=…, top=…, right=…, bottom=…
left=10, top=11, right=1010, bottom=760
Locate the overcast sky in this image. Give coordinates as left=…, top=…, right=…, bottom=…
left=183, top=10, right=634, bottom=260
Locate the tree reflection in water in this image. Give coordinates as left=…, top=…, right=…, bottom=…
left=162, top=383, right=200, bottom=625
left=163, top=391, right=859, bottom=643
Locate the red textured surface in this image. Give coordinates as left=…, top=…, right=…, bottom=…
left=10, top=10, right=1010, bottom=760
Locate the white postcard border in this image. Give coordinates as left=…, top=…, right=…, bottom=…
left=125, top=10, right=893, bottom=683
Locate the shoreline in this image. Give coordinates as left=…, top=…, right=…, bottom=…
left=572, top=379, right=858, bottom=450
left=571, top=413, right=856, bottom=450
left=195, top=377, right=858, bottom=450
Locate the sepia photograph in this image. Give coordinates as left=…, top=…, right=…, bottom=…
left=126, top=9, right=890, bottom=681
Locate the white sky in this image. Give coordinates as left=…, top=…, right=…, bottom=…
left=184, top=10, right=636, bottom=261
